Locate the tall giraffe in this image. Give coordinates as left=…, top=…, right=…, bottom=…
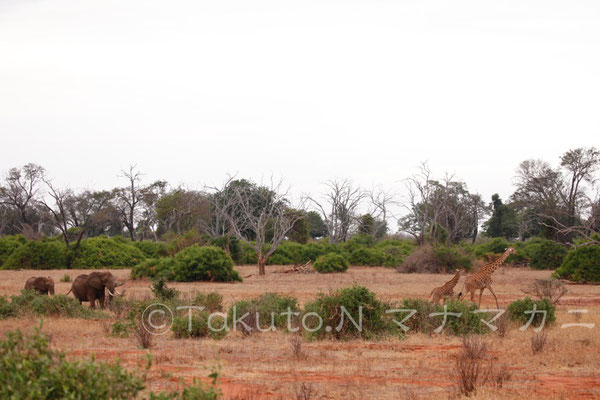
left=458, top=247, right=517, bottom=308
left=429, top=269, right=462, bottom=304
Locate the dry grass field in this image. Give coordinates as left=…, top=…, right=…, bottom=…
left=1, top=266, right=600, bottom=399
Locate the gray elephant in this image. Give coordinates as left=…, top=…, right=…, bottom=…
left=67, top=271, right=124, bottom=309
left=24, top=276, right=55, bottom=295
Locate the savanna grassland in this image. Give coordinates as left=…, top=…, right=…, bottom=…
left=1, top=266, right=599, bottom=399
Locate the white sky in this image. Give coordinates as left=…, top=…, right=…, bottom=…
left=1, top=0, right=599, bottom=225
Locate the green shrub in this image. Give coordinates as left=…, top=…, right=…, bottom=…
left=375, top=240, right=415, bottom=267
left=507, top=297, right=556, bottom=327
left=111, top=320, right=134, bottom=338
left=164, top=229, right=204, bottom=256
left=70, top=236, right=146, bottom=268
left=340, top=234, right=376, bottom=255
left=130, top=257, right=177, bottom=280
left=0, top=327, right=221, bottom=399
left=526, top=239, right=567, bottom=270
left=474, top=238, right=510, bottom=258
left=239, top=241, right=258, bottom=264
left=398, top=245, right=471, bottom=273
left=313, top=253, right=349, bottom=273
left=432, top=300, right=491, bottom=335
left=228, top=293, right=299, bottom=333
left=303, top=285, right=399, bottom=340
left=554, top=245, right=600, bottom=283
left=0, top=234, right=26, bottom=265
left=398, top=298, right=437, bottom=334
left=0, top=327, right=144, bottom=399
left=171, top=311, right=227, bottom=340
left=267, top=241, right=307, bottom=265
left=0, top=296, right=16, bottom=319
left=133, top=240, right=168, bottom=258
left=59, top=274, right=71, bottom=283
left=9, top=290, right=103, bottom=319
left=348, top=247, right=384, bottom=266
left=209, top=236, right=243, bottom=264
left=151, top=278, right=179, bottom=300
left=2, top=240, right=67, bottom=270
left=173, top=245, right=241, bottom=282
left=189, top=292, right=223, bottom=313
left=298, top=241, right=333, bottom=262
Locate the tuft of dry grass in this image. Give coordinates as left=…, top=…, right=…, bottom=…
left=454, top=336, right=489, bottom=396
left=133, top=318, right=153, bottom=349
left=289, top=335, right=306, bottom=361
left=530, top=332, right=548, bottom=355
left=293, top=382, right=316, bottom=400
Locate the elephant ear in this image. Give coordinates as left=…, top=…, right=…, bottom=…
left=87, top=275, right=103, bottom=290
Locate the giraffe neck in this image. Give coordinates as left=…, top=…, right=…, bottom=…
left=481, top=249, right=511, bottom=275
left=446, top=270, right=461, bottom=287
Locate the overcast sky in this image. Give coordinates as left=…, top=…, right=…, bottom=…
left=1, top=0, right=598, bottom=221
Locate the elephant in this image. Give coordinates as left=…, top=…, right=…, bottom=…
left=67, top=271, right=124, bottom=309
left=24, top=276, right=55, bottom=295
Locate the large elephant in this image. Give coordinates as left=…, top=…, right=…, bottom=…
left=68, top=271, right=124, bottom=309
left=24, top=276, right=55, bottom=295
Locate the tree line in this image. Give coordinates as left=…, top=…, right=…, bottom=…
left=0, top=146, right=598, bottom=273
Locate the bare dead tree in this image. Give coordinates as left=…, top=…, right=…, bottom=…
left=307, top=179, right=364, bottom=243
left=399, top=163, right=435, bottom=245
left=367, top=186, right=399, bottom=238
left=214, top=177, right=304, bottom=275
left=114, top=165, right=143, bottom=241
left=0, top=163, right=45, bottom=234
left=39, top=179, right=76, bottom=249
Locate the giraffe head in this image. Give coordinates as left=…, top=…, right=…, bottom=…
left=505, top=246, right=517, bottom=255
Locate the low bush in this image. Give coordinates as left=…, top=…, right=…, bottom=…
left=9, top=290, right=103, bottom=319
left=171, top=311, right=227, bottom=340
left=432, top=300, right=491, bottom=336
left=1, top=239, right=67, bottom=270
left=151, top=278, right=179, bottom=300
left=474, top=238, right=510, bottom=258
left=526, top=239, right=567, bottom=270
left=397, top=298, right=437, bottom=334
left=70, top=236, right=147, bottom=268
left=398, top=245, right=471, bottom=273
left=313, top=253, right=349, bottom=273
left=0, top=327, right=221, bottom=399
left=163, top=229, right=204, bottom=256
left=303, top=285, right=399, bottom=340
left=59, top=274, right=71, bottom=283
left=267, top=241, right=307, bottom=265
left=554, top=245, right=600, bottom=283
left=173, top=245, right=241, bottom=282
left=131, top=246, right=242, bottom=283
left=348, top=247, right=384, bottom=266
left=0, top=296, right=16, bottom=319
left=133, top=240, right=168, bottom=258
left=0, top=234, right=26, bottom=265
left=0, top=327, right=144, bottom=399
left=130, top=258, right=177, bottom=280
left=300, top=241, right=336, bottom=262
left=228, top=293, right=299, bottom=334
left=375, top=240, right=415, bottom=267
left=189, top=292, right=223, bottom=313
left=507, top=297, right=556, bottom=327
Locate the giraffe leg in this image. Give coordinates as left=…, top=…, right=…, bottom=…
left=470, top=289, right=475, bottom=303
left=478, top=288, right=484, bottom=308
left=487, top=285, right=499, bottom=309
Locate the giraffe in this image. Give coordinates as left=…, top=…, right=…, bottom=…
left=458, top=247, right=516, bottom=308
left=429, top=269, right=462, bottom=304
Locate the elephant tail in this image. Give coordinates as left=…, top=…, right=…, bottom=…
left=65, top=288, right=72, bottom=296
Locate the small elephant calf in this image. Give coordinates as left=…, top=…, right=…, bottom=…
left=25, top=276, right=55, bottom=295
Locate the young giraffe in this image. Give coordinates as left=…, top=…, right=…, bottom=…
left=429, top=268, right=462, bottom=304
left=458, top=247, right=517, bottom=308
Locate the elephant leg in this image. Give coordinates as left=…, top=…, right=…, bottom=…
left=99, top=293, right=106, bottom=309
